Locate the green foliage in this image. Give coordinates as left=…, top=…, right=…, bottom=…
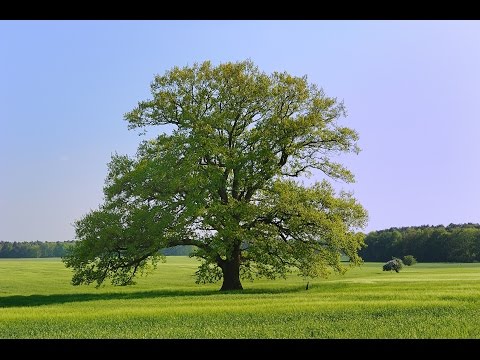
left=360, top=223, right=480, bottom=263
left=403, top=255, right=417, bottom=266
left=63, top=60, right=367, bottom=290
left=2, top=259, right=480, bottom=338
left=383, top=258, right=403, bottom=272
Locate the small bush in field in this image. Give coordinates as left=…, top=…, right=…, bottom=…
left=383, top=258, right=403, bottom=273
left=403, top=255, right=417, bottom=266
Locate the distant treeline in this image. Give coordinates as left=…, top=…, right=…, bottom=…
left=0, top=241, right=74, bottom=258
left=360, top=223, right=480, bottom=263
left=4, top=223, right=479, bottom=262
left=161, top=245, right=196, bottom=256
left=0, top=241, right=194, bottom=258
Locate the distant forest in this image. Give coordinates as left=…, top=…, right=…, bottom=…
left=360, top=223, right=480, bottom=262
left=0, top=241, right=194, bottom=258
left=1, top=223, right=479, bottom=262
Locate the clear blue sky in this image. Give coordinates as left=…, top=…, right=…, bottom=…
left=1, top=20, right=479, bottom=242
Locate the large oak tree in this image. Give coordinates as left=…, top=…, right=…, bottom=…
left=63, top=60, right=368, bottom=291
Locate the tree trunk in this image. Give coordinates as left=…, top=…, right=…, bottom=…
left=219, top=248, right=243, bottom=291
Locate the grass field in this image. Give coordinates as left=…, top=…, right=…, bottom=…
left=0, top=257, right=479, bottom=338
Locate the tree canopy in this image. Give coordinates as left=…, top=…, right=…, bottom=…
left=63, top=60, right=368, bottom=290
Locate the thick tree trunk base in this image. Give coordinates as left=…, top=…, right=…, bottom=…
left=220, top=278, right=243, bottom=291
left=219, top=256, right=243, bottom=291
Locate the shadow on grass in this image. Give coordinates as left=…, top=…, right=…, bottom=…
left=0, top=286, right=305, bottom=308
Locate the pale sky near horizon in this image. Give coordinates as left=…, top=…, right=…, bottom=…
left=1, top=20, right=479, bottom=242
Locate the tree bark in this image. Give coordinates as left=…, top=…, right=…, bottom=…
left=219, top=247, right=243, bottom=291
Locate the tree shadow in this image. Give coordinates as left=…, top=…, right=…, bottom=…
left=0, top=286, right=304, bottom=308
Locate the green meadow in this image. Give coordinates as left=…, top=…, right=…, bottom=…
left=0, top=257, right=479, bottom=338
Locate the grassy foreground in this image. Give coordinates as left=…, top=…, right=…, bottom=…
left=0, top=257, right=479, bottom=338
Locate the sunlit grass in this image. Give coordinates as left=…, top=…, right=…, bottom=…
left=0, top=258, right=479, bottom=338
